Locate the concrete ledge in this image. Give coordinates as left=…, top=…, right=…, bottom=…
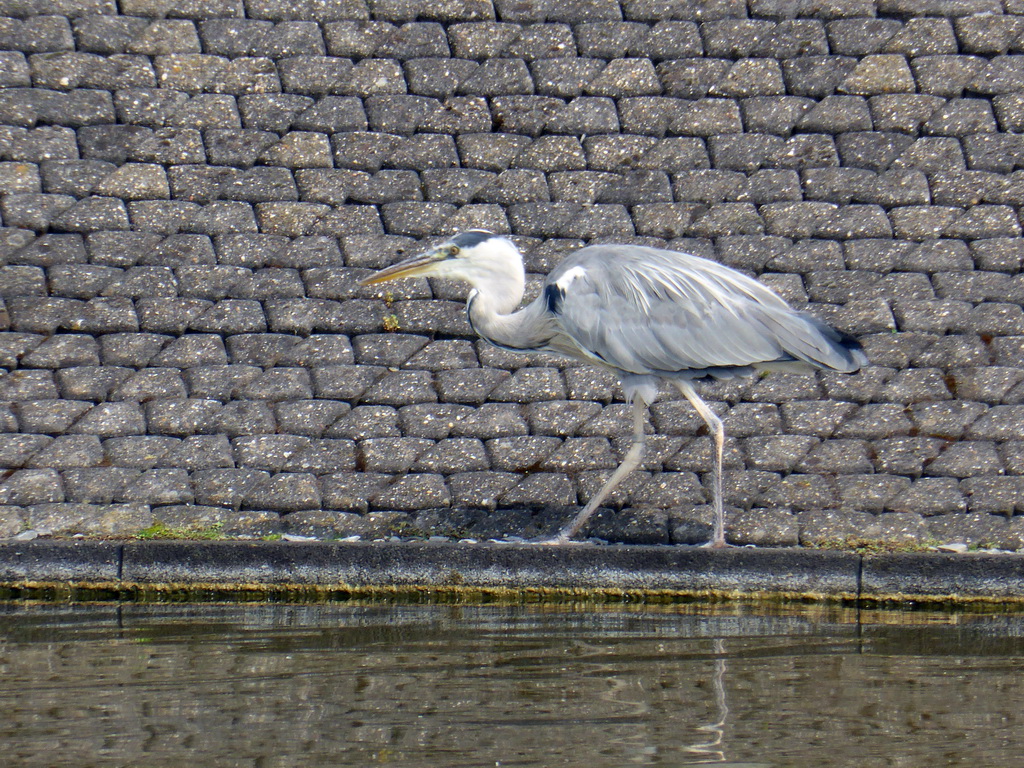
left=861, top=552, right=1024, bottom=602
left=119, top=540, right=861, bottom=598
left=0, top=540, right=121, bottom=584
left=2, top=540, right=1024, bottom=603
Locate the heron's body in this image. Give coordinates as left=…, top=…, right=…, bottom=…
left=362, top=231, right=867, bottom=547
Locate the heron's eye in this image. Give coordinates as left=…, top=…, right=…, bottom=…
left=449, top=245, right=460, bottom=257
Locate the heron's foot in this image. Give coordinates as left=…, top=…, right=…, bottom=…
left=702, top=538, right=732, bottom=549
left=530, top=531, right=589, bottom=545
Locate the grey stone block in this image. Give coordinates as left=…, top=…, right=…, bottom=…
left=233, top=434, right=311, bottom=472
left=145, top=399, right=222, bottom=437
left=961, top=475, right=1024, bottom=515
left=192, top=467, right=268, bottom=508
left=444, top=471, right=519, bottom=510
left=67, top=402, right=145, bottom=437
left=320, top=471, right=389, bottom=513
left=243, top=472, right=321, bottom=512
left=121, top=468, right=193, bottom=505
left=412, top=437, right=489, bottom=473
left=760, top=473, right=838, bottom=511
left=396, top=403, right=472, bottom=439
left=274, top=399, right=349, bottom=437
left=215, top=400, right=276, bottom=436
left=890, top=477, right=966, bottom=516
left=24, top=435, right=103, bottom=469
left=498, top=472, right=576, bottom=508
left=102, top=436, right=179, bottom=470
left=158, top=434, right=235, bottom=471
left=0, top=434, right=52, bottom=467
left=184, top=365, right=261, bottom=402
left=0, top=469, right=63, bottom=506
left=27, top=503, right=151, bottom=536
left=61, top=467, right=139, bottom=504
left=925, top=441, right=1004, bottom=478
left=372, top=473, right=450, bottom=511
left=12, top=400, right=89, bottom=435
left=359, top=436, right=433, bottom=473
left=926, top=512, right=1007, bottom=547
left=281, top=438, right=356, bottom=474
left=448, top=403, right=529, bottom=439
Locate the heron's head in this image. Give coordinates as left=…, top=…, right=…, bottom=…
left=359, top=230, right=522, bottom=288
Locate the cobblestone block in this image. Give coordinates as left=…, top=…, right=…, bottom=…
left=782, top=56, right=857, bottom=98
left=27, top=502, right=151, bottom=536
left=925, top=440, right=1003, bottom=478
left=359, top=370, right=437, bottom=405
left=0, top=469, right=63, bottom=506
left=770, top=402, right=852, bottom=440
left=372, top=473, right=450, bottom=511
left=498, top=472, right=576, bottom=508
left=214, top=400, right=276, bottom=436
left=102, top=435, right=179, bottom=470
left=446, top=470, right=519, bottom=509
left=487, top=435, right=561, bottom=472
left=308, top=364, right=382, bottom=401
left=320, top=471, right=390, bottom=514
left=192, top=467, right=268, bottom=507
left=835, top=473, right=911, bottom=514
left=61, top=467, right=138, bottom=504
left=55, top=366, right=131, bottom=401
left=487, top=367, right=565, bottom=402
left=320, top=404, right=395, bottom=440
left=873, top=435, right=947, bottom=476
left=111, top=369, right=188, bottom=401
left=270, top=399, right=347, bottom=438
left=0, top=434, right=52, bottom=467
left=743, top=435, right=818, bottom=472
left=232, top=434, right=310, bottom=472
left=826, top=18, right=901, bottom=55
left=64, top=401, right=145, bottom=437
left=826, top=403, right=906, bottom=440
left=145, top=398, right=221, bottom=437
left=445, top=402, right=526, bottom=439
left=394, top=403, right=469, bottom=439
left=158, top=434, right=235, bottom=470
left=244, top=472, right=320, bottom=512
left=224, top=359, right=305, bottom=397
left=280, top=438, right=355, bottom=474
left=13, top=400, right=90, bottom=435
left=961, top=476, right=1024, bottom=515
left=18, top=334, right=99, bottom=369
left=119, top=468, right=192, bottom=505
left=411, top=437, right=488, bottom=473
left=890, top=477, right=966, bottom=516
left=796, top=438, right=874, bottom=474
left=759, top=473, right=838, bottom=511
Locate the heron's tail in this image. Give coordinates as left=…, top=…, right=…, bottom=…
left=781, top=312, right=868, bottom=373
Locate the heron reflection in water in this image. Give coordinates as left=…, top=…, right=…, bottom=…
left=361, top=231, right=867, bottom=546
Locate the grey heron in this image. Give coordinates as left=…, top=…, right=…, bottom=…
left=361, top=230, right=868, bottom=547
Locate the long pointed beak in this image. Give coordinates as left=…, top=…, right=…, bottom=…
left=358, top=248, right=446, bottom=286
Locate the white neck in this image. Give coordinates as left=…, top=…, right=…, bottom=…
left=441, top=238, right=553, bottom=352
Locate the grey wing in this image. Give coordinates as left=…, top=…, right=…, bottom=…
left=547, top=245, right=865, bottom=378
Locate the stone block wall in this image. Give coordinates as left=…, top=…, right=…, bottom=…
left=0, top=0, right=1022, bottom=547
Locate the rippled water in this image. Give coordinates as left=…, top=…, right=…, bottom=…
left=1, top=600, right=1022, bottom=767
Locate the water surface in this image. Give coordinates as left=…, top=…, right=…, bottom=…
left=1, top=600, right=1021, bottom=767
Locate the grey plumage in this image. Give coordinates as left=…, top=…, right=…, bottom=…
left=361, top=230, right=868, bottom=547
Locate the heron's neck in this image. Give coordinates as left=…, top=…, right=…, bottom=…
left=466, top=272, right=553, bottom=352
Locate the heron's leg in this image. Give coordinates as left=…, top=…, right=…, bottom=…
left=671, top=380, right=728, bottom=549
left=543, top=396, right=648, bottom=544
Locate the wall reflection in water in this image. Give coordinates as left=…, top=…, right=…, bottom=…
left=0, top=601, right=1022, bottom=767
